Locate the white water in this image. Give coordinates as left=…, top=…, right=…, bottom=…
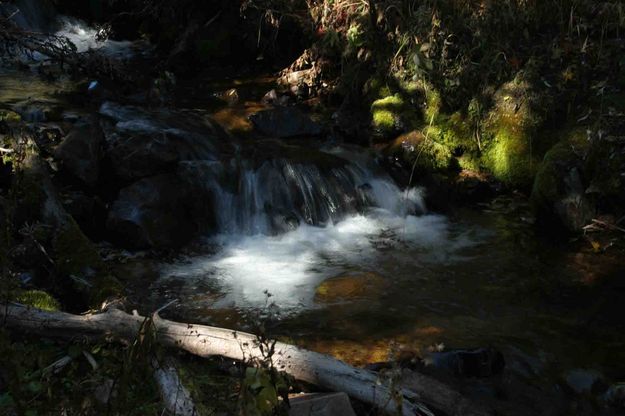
left=160, top=191, right=478, bottom=310
left=1, top=0, right=137, bottom=60
left=56, top=16, right=136, bottom=59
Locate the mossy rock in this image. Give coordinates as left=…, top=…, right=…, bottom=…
left=15, top=290, right=60, bottom=311
left=315, top=271, right=387, bottom=303
left=0, top=109, right=21, bottom=123
left=480, top=70, right=554, bottom=187
left=531, top=128, right=595, bottom=232
left=371, top=94, right=405, bottom=136
left=482, top=127, right=538, bottom=187
left=387, top=130, right=455, bottom=173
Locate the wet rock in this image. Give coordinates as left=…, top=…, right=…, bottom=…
left=270, top=212, right=300, bottom=234
left=107, top=174, right=196, bottom=249
left=423, top=347, right=505, bottom=378
left=249, top=107, right=322, bottom=138
left=213, top=88, right=239, bottom=106
left=261, top=89, right=291, bottom=106
left=105, top=132, right=179, bottom=181
left=314, top=272, right=387, bottom=303
left=54, top=119, right=104, bottom=187
left=564, top=368, right=604, bottom=395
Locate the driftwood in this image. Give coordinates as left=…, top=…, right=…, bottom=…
left=0, top=304, right=492, bottom=416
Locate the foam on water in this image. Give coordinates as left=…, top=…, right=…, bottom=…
left=160, top=197, right=477, bottom=310
left=56, top=16, right=135, bottom=58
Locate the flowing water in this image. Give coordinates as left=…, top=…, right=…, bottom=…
left=3, top=3, right=625, bottom=411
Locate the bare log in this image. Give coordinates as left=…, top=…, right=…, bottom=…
left=0, top=304, right=492, bottom=416
left=152, top=357, right=197, bottom=416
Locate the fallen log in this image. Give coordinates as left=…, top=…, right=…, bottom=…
left=152, top=357, right=197, bottom=416
left=0, top=304, right=491, bottom=416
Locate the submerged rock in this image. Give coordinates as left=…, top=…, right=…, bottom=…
left=423, top=347, right=505, bottom=378
left=249, top=107, right=322, bottom=138
left=54, top=119, right=104, bottom=187
left=106, top=174, right=196, bottom=249
left=314, top=272, right=387, bottom=303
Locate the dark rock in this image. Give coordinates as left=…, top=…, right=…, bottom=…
left=34, top=126, right=64, bottom=156
left=532, top=138, right=596, bottom=232
left=423, top=347, right=505, bottom=378
left=0, top=158, right=11, bottom=190
left=54, top=119, right=104, bottom=187
left=269, top=212, right=300, bottom=234
left=106, top=133, right=180, bottom=182
left=604, top=383, right=625, bottom=409
left=106, top=174, right=196, bottom=249
left=249, top=107, right=322, bottom=138
left=564, top=368, right=604, bottom=395
left=61, top=190, right=106, bottom=239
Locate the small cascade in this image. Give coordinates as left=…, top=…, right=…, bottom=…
left=100, top=102, right=426, bottom=237
left=1, top=0, right=137, bottom=60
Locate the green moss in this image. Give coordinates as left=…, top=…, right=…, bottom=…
left=389, top=130, right=454, bottom=172
left=480, top=77, right=548, bottom=187
left=15, top=290, right=60, bottom=311
left=426, top=112, right=473, bottom=151
left=371, top=94, right=405, bottom=135
left=0, top=109, right=21, bottom=123
left=483, top=127, right=537, bottom=187
left=424, top=88, right=442, bottom=122
left=531, top=128, right=589, bottom=215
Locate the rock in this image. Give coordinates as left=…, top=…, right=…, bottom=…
left=54, top=120, right=104, bottom=187
left=249, top=107, right=322, bottom=138
left=423, top=347, right=505, bottom=378
left=106, top=174, right=197, bottom=249
left=288, top=392, right=356, bottom=416
left=564, top=369, right=604, bottom=395
left=213, top=88, right=239, bottom=106
left=531, top=132, right=596, bottom=232
left=604, top=383, right=625, bottom=408
left=314, top=272, right=387, bottom=303
left=261, top=89, right=291, bottom=106
left=106, top=132, right=180, bottom=181
left=34, top=126, right=64, bottom=156
left=61, top=190, right=106, bottom=239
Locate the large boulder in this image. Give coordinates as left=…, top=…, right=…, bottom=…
left=54, top=119, right=104, bottom=187
left=531, top=132, right=596, bottom=232
left=106, top=174, right=197, bottom=249
left=249, top=107, right=322, bottom=138
left=106, top=132, right=179, bottom=181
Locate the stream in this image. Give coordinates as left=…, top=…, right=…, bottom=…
left=2, top=2, right=625, bottom=413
